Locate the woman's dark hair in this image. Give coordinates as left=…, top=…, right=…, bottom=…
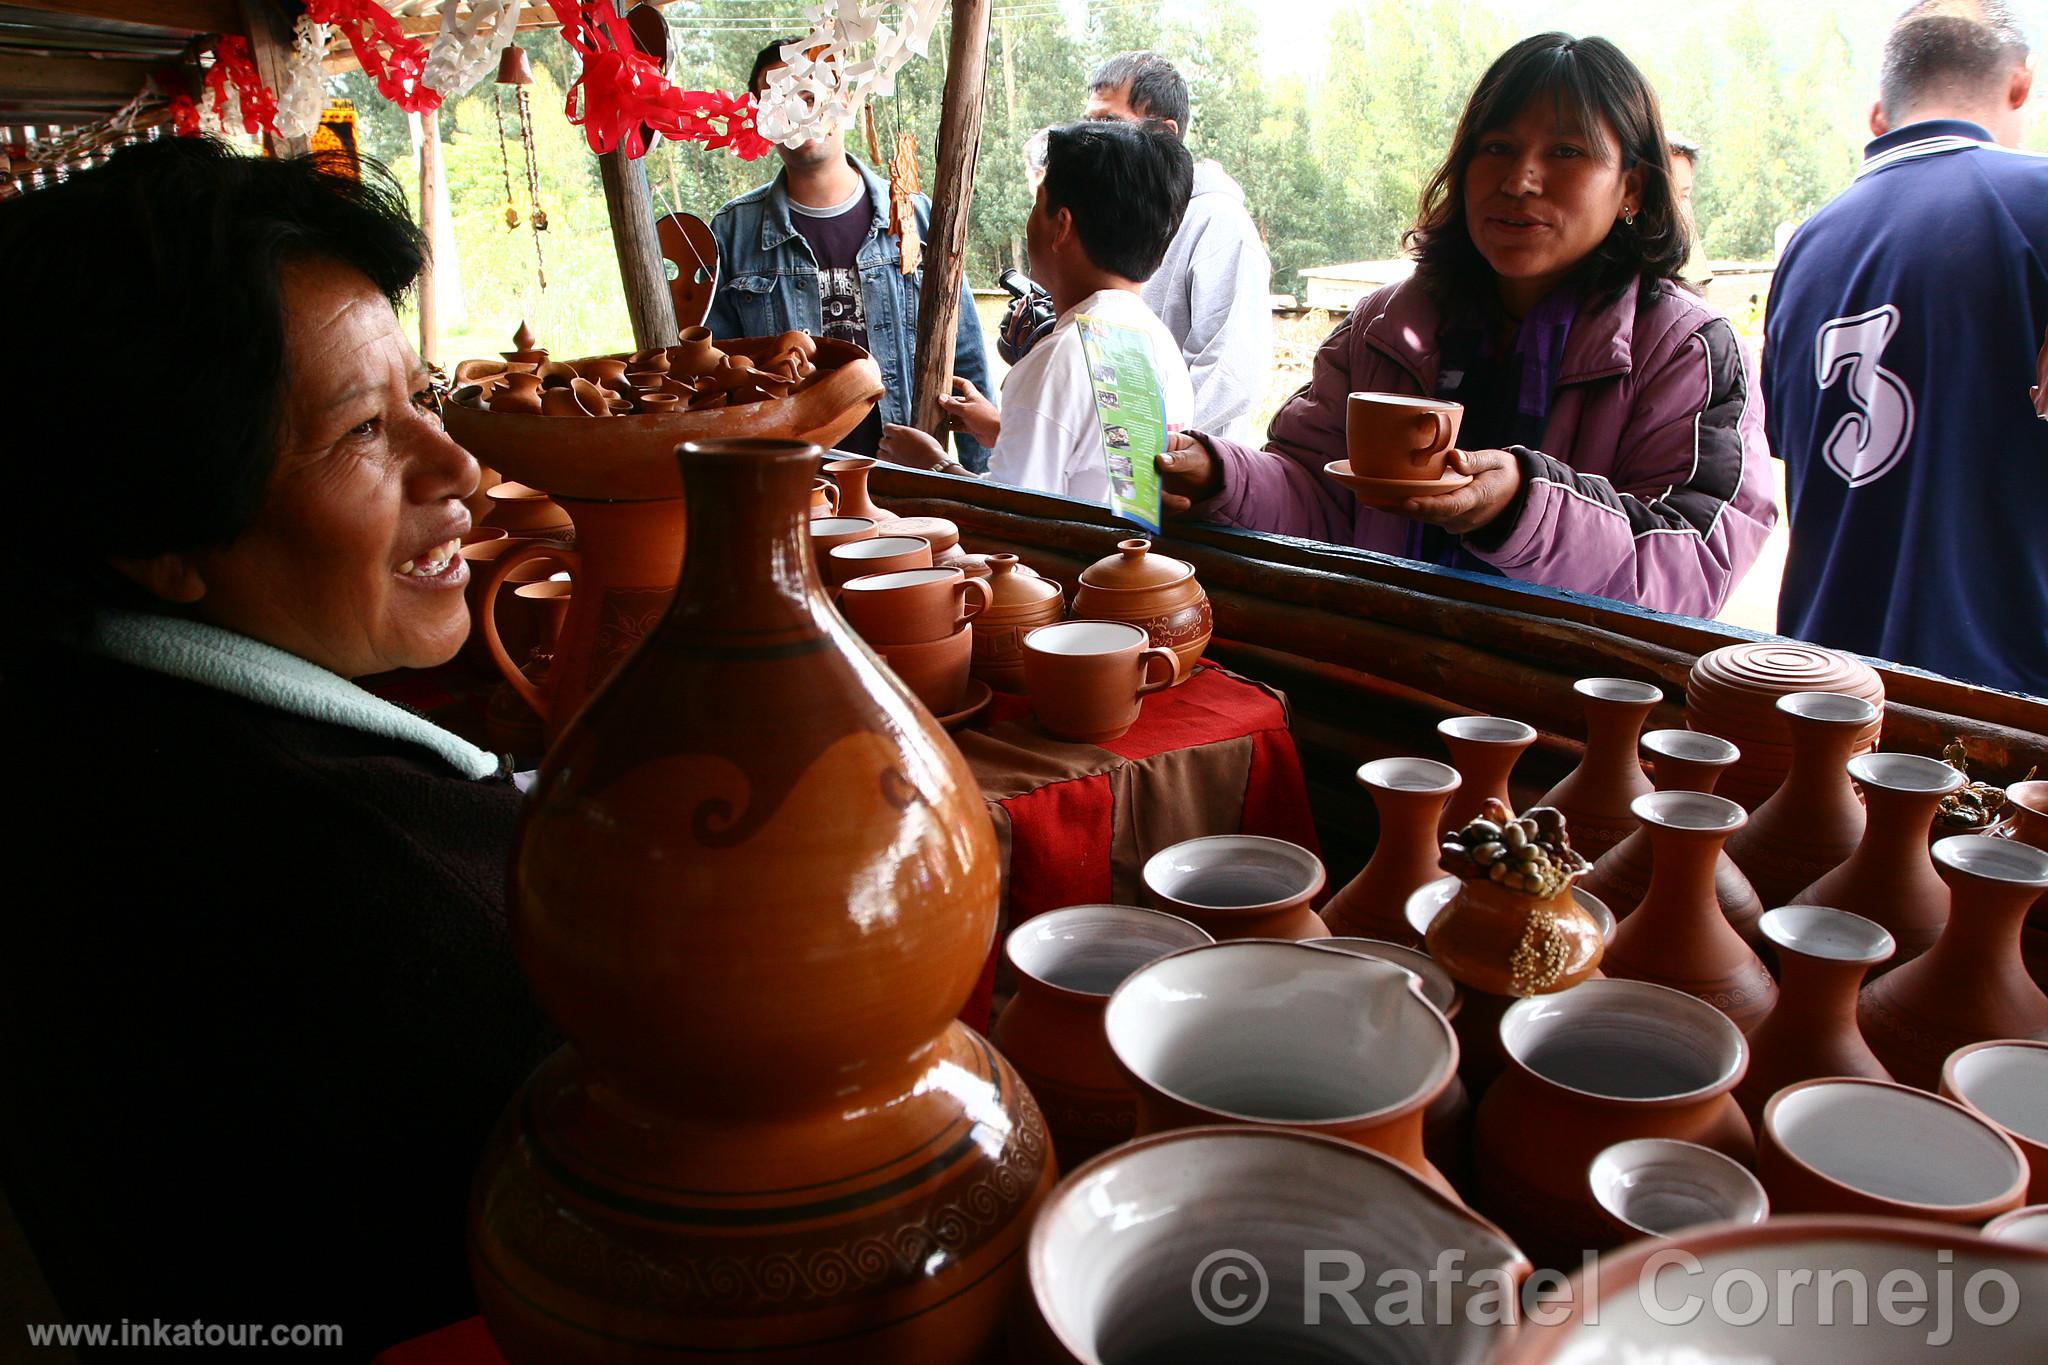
left=0, top=135, right=425, bottom=627
left=1406, top=33, right=1688, bottom=316
left=1041, top=119, right=1193, bottom=283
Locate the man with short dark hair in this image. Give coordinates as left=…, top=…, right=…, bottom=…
left=1082, top=51, right=1272, bottom=444
left=702, top=39, right=992, bottom=467
left=881, top=121, right=1196, bottom=503
left=1763, top=0, right=2048, bottom=694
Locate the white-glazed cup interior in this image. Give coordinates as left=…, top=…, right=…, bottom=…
left=1105, top=943, right=1454, bottom=1124
left=1776, top=690, right=1879, bottom=726
left=1759, top=905, right=1895, bottom=965
left=1949, top=1044, right=2048, bottom=1144
left=1438, top=715, right=1537, bottom=746
left=1770, top=1081, right=2025, bottom=1208
left=1143, top=836, right=1325, bottom=911
left=1358, top=756, right=1460, bottom=795
left=807, top=516, right=875, bottom=537
left=1848, top=751, right=1965, bottom=795
left=1589, top=1138, right=1769, bottom=1237
left=1577, top=677, right=1664, bottom=706
left=1027, top=620, right=1148, bottom=657
left=1007, top=906, right=1215, bottom=998
left=1933, top=834, right=2048, bottom=886
left=1630, top=790, right=1745, bottom=833
left=1305, top=938, right=1457, bottom=1015
left=1641, top=729, right=1739, bottom=766
left=1983, top=1205, right=2048, bottom=1247
left=839, top=567, right=957, bottom=592
left=830, top=534, right=930, bottom=561
left=1499, top=980, right=1745, bottom=1103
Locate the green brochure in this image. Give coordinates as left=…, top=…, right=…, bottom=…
left=1074, top=312, right=1167, bottom=532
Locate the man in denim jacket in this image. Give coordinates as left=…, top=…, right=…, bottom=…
left=704, top=41, right=992, bottom=470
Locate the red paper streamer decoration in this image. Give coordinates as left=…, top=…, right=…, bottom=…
left=545, top=0, right=770, bottom=160
left=168, top=94, right=201, bottom=138
left=306, top=0, right=442, bottom=115
left=203, top=36, right=280, bottom=136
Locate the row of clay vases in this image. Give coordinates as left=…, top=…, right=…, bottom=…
left=1732, top=905, right=1895, bottom=1127
left=1320, top=757, right=1462, bottom=944
left=1580, top=729, right=1765, bottom=949
left=1858, top=835, right=2048, bottom=1090
left=469, top=439, right=1053, bottom=1364
left=1536, top=677, right=1663, bottom=859
left=1794, top=752, right=1964, bottom=967
left=1723, top=691, right=1882, bottom=910
left=1437, top=715, right=1537, bottom=836
left=1598, top=792, right=1778, bottom=1032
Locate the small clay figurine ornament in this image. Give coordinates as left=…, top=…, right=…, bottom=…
left=1426, top=799, right=1605, bottom=998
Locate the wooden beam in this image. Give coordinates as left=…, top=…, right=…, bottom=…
left=598, top=143, right=677, bottom=349
left=1, top=0, right=240, bottom=33
left=909, top=0, right=991, bottom=442
left=418, top=107, right=440, bottom=365
left=0, top=55, right=164, bottom=100
left=238, top=0, right=308, bottom=158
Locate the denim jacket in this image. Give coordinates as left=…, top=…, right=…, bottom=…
left=703, top=155, right=991, bottom=470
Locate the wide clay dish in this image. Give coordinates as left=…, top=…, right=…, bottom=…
left=445, top=336, right=885, bottom=500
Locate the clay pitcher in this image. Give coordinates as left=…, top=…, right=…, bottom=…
left=1733, top=905, right=1895, bottom=1128
left=1437, top=715, right=1539, bottom=836
left=1320, top=757, right=1461, bottom=944
left=1599, top=792, right=1778, bottom=1032
left=990, top=904, right=1214, bottom=1171
left=1794, top=752, right=1965, bottom=969
left=1536, top=677, right=1664, bottom=859
left=1581, top=729, right=1765, bottom=948
left=823, top=454, right=886, bottom=521
left=480, top=496, right=687, bottom=745
left=1859, top=836, right=2048, bottom=1091
left=1723, top=691, right=1880, bottom=911
left=1472, top=979, right=1753, bottom=1269
left=470, top=438, right=1053, bottom=1363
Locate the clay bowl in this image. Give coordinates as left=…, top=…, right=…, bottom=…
left=1985, top=1204, right=2048, bottom=1246
left=1141, top=835, right=1328, bottom=940
left=1587, top=1137, right=1769, bottom=1245
left=443, top=336, right=885, bottom=500
left=1760, top=1077, right=2030, bottom=1224
left=1495, top=1215, right=2048, bottom=1363
left=1304, top=937, right=1461, bottom=1020
left=1942, top=1041, right=2048, bottom=1204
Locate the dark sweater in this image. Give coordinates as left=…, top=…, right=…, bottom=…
left=0, top=649, right=551, bottom=1358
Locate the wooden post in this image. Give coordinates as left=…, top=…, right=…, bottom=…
left=239, top=0, right=310, bottom=159
left=999, top=13, right=1022, bottom=274
left=598, top=147, right=677, bottom=350
left=910, top=0, right=992, bottom=438
left=418, top=108, right=440, bottom=365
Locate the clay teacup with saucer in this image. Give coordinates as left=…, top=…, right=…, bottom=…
left=1326, top=391, right=1472, bottom=508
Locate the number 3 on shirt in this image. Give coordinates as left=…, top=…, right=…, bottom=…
left=1814, top=304, right=1916, bottom=488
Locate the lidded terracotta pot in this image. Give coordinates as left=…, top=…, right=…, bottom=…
left=1942, top=1040, right=2048, bottom=1204
left=971, top=554, right=1063, bottom=693
left=1320, top=757, right=1461, bottom=944
left=1759, top=1078, right=2028, bottom=1224
left=1023, top=1129, right=1529, bottom=1365
left=1537, top=677, right=1664, bottom=858
left=1141, top=835, right=1327, bottom=940
left=991, top=904, right=1214, bottom=1170
left=1686, top=641, right=1884, bottom=809
left=1436, top=715, right=1538, bottom=836
left=1472, top=980, right=1754, bottom=1267
left=1582, top=729, right=1764, bottom=947
left=469, top=439, right=1053, bottom=1364
left=1733, top=906, right=1895, bottom=1128
left=1071, top=539, right=1212, bottom=682
left=1104, top=941, right=1460, bottom=1194
left=1795, top=751, right=1965, bottom=967
left=1858, top=836, right=2048, bottom=1090
left=1723, top=691, right=1881, bottom=912
left=1599, top=791, right=1778, bottom=1032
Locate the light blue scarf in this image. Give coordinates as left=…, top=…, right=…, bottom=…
left=85, top=609, right=502, bottom=781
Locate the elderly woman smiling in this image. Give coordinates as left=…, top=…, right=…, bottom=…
left=1160, top=33, right=1776, bottom=619
left=0, top=139, right=547, bottom=1351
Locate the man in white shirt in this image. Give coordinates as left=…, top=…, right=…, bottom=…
left=881, top=120, right=1196, bottom=505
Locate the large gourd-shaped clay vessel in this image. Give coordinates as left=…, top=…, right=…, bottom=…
left=1733, top=906, right=1894, bottom=1128
left=1723, top=692, right=1880, bottom=912
left=1536, top=677, right=1664, bottom=859
left=1794, top=752, right=1965, bottom=969
left=1320, top=757, right=1461, bottom=944
left=469, top=439, right=1055, bottom=1363
left=1858, top=836, right=2048, bottom=1091
left=1581, top=729, right=1765, bottom=948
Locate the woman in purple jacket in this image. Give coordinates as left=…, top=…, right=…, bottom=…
left=1160, top=33, right=1775, bottom=619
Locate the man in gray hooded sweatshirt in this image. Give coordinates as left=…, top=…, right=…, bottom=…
left=1083, top=51, right=1274, bottom=444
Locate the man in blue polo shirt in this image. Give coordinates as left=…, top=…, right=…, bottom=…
left=1764, top=0, right=2048, bottom=695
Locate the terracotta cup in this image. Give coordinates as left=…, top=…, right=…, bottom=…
left=1586, top=1138, right=1769, bottom=1248
left=1023, top=1129, right=1528, bottom=1365
left=1141, top=834, right=1329, bottom=940
left=825, top=533, right=932, bottom=586
left=1103, top=941, right=1461, bottom=1196
left=838, top=567, right=991, bottom=646
left=1022, top=619, right=1177, bottom=743
left=807, top=514, right=877, bottom=569
left=1759, top=1077, right=2029, bottom=1225
left=990, top=905, right=1214, bottom=1170
left=1942, top=1040, right=2048, bottom=1204
left=1346, top=391, right=1463, bottom=481
left=874, top=623, right=973, bottom=714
